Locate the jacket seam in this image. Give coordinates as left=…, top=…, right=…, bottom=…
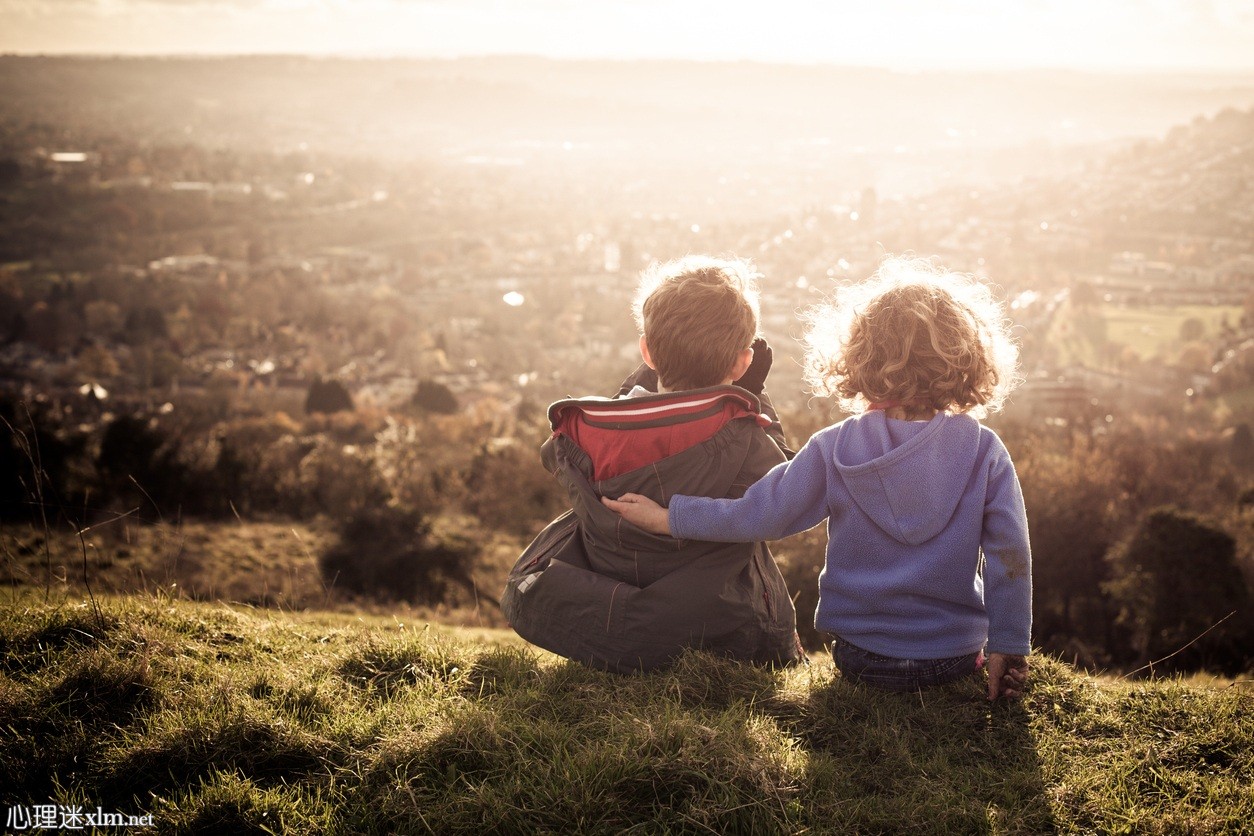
left=607, top=582, right=625, bottom=633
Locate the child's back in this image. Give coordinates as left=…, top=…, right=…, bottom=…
left=502, top=256, right=805, bottom=672
left=503, top=384, right=801, bottom=672
left=668, top=408, right=1029, bottom=663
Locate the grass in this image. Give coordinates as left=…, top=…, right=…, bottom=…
left=0, top=519, right=336, bottom=609
left=1, top=593, right=1251, bottom=834
left=0, top=516, right=519, bottom=627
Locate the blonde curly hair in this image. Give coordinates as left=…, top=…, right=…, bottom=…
left=803, top=257, right=1020, bottom=418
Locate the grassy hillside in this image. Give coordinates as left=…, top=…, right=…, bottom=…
left=0, top=517, right=520, bottom=626
left=1, top=594, right=1251, bottom=834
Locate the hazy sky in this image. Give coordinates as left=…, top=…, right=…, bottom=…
left=3, top=0, right=1254, bottom=71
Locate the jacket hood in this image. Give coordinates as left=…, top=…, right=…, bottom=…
left=540, top=387, right=784, bottom=558
left=542, top=417, right=763, bottom=556
left=547, top=386, right=769, bottom=483
left=834, top=411, right=982, bottom=546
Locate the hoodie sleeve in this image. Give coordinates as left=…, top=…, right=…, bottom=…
left=669, top=429, right=832, bottom=542
left=981, top=441, right=1033, bottom=656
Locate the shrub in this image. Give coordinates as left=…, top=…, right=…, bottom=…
left=372, top=415, right=464, bottom=514
left=0, top=395, right=90, bottom=522
left=1105, top=506, right=1253, bottom=674
left=97, top=413, right=192, bottom=515
left=319, top=506, right=477, bottom=605
left=297, top=437, right=389, bottom=519
left=462, top=437, right=566, bottom=535
left=412, top=379, right=459, bottom=414
left=0, top=397, right=30, bottom=519
left=1016, top=438, right=1119, bottom=664
left=121, top=305, right=169, bottom=344
left=210, top=413, right=308, bottom=516
left=1227, top=423, right=1254, bottom=470
left=304, top=377, right=354, bottom=415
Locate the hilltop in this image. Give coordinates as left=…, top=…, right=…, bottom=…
left=1, top=594, right=1250, bottom=833
left=984, top=105, right=1254, bottom=243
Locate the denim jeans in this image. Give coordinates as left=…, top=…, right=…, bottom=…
left=831, top=635, right=983, bottom=692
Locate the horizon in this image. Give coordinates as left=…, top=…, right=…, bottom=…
left=5, top=52, right=1254, bottom=79
left=3, top=1, right=1254, bottom=74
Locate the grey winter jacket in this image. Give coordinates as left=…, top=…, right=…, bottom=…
left=501, top=384, right=804, bottom=673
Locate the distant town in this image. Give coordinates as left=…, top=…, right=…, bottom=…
left=3, top=95, right=1254, bottom=434
left=0, top=57, right=1252, bottom=438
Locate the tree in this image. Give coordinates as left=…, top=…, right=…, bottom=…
left=463, top=437, right=566, bottom=535
left=411, top=379, right=459, bottom=415
left=1178, top=316, right=1205, bottom=343
left=1227, top=424, right=1254, bottom=471
left=1105, top=507, right=1252, bottom=674
left=0, top=282, right=23, bottom=343
left=1071, top=280, right=1098, bottom=309
left=0, top=158, right=20, bottom=188
left=96, top=414, right=190, bottom=515
left=75, top=344, right=120, bottom=381
left=0, top=397, right=30, bottom=519
left=0, top=396, right=87, bottom=522
left=1018, top=439, right=1119, bottom=665
left=84, top=300, right=124, bottom=338
left=22, top=302, right=77, bottom=353
left=122, top=305, right=169, bottom=345
left=305, top=377, right=354, bottom=415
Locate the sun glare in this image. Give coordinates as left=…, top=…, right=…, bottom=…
left=0, top=0, right=1251, bottom=71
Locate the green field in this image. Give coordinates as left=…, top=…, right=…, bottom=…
left=2, top=594, right=1251, bottom=834
left=1101, top=304, right=1242, bottom=361
left=1048, top=302, right=1243, bottom=369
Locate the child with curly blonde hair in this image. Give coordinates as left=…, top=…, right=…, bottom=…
left=604, top=257, right=1032, bottom=699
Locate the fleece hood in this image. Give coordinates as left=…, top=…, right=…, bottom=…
left=833, top=411, right=982, bottom=546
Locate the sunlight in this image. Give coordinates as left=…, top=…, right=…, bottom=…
left=1, top=0, right=1251, bottom=71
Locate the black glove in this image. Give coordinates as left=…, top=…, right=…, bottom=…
left=733, top=337, right=773, bottom=395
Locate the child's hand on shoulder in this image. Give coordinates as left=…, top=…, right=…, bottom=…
left=601, top=493, right=671, bottom=535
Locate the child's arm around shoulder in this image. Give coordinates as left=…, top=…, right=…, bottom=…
left=603, top=425, right=837, bottom=542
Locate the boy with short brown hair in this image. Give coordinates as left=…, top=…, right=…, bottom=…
left=502, top=255, right=804, bottom=672
left=633, top=255, right=759, bottom=391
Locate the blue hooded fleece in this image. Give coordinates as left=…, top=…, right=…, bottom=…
left=668, top=410, right=1031, bottom=659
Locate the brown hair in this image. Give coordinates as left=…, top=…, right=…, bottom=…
left=803, top=257, right=1020, bottom=417
left=633, top=256, right=760, bottom=391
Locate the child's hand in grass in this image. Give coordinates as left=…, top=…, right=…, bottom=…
left=601, top=493, right=671, bottom=535
left=986, top=653, right=1028, bottom=701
